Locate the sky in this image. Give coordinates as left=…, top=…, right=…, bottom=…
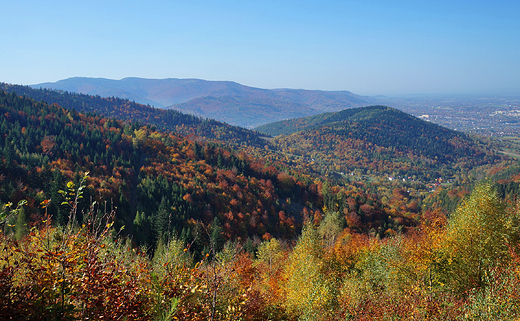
left=1, top=0, right=519, bottom=95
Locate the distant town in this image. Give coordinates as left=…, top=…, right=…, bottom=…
left=377, top=95, right=520, bottom=137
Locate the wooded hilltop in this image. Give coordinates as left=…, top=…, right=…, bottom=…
left=1, top=87, right=520, bottom=320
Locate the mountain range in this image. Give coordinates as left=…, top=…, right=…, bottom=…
left=0, top=82, right=269, bottom=147
left=32, top=77, right=374, bottom=128
left=3, top=78, right=520, bottom=319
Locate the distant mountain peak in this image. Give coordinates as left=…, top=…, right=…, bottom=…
left=257, top=105, right=488, bottom=166
left=31, top=77, right=374, bottom=128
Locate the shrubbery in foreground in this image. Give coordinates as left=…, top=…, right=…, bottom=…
left=1, top=182, right=520, bottom=320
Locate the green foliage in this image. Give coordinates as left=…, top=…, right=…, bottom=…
left=256, top=238, right=284, bottom=270
left=0, top=200, right=27, bottom=237
left=152, top=236, right=192, bottom=278
left=463, top=268, right=520, bottom=319
left=438, top=182, right=519, bottom=294
left=342, top=236, right=418, bottom=303
left=284, top=224, right=338, bottom=320
left=318, top=210, right=344, bottom=248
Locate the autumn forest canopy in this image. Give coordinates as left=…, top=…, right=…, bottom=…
left=1, top=85, right=520, bottom=320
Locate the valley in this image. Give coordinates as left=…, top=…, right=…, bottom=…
left=30, top=77, right=520, bottom=138
left=1, top=83, right=520, bottom=319
left=378, top=95, right=520, bottom=137
left=4, top=0, right=519, bottom=318
left=31, top=77, right=373, bottom=128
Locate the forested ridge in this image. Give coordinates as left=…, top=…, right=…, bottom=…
left=0, top=83, right=269, bottom=147
left=170, top=94, right=323, bottom=128
left=1, top=90, right=424, bottom=247
left=0, top=90, right=324, bottom=245
left=257, top=105, right=489, bottom=162
left=1, top=89, right=520, bottom=319
left=256, top=106, right=504, bottom=197
left=29, top=77, right=371, bottom=128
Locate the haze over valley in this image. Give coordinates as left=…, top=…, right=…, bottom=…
left=31, top=77, right=520, bottom=137
left=32, top=77, right=373, bottom=128
left=2, top=0, right=520, bottom=319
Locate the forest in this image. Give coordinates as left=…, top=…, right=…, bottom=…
left=1, top=88, right=520, bottom=319
left=0, top=83, right=268, bottom=147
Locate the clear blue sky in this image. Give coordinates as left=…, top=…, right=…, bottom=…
left=2, top=0, right=519, bottom=95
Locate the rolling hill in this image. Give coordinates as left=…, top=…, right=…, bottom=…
left=170, top=95, right=319, bottom=128
left=0, top=83, right=269, bottom=147
left=1, top=88, right=429, bottom=249
left=3, top=87, right=520, bottom=320
left=0, top=90, right=322, bottom=245
left=257, top=106, right=503, bottom=182
left=32, top=77, right=374, bottom=127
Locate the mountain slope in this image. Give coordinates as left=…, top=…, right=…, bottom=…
left=258, top=105, right=502, bottom=182
left=1, top=89, right=432, bottom=245
left=0, top=90, right=327, bottom=245
left=32, top=77, right=373, bottom=127
left=170, top=95, right=320, bottom=128
left=257, top=106, right=467, bottom=159
left=0, top=83, right=269, bottom=147
left=256, top=105, right=428, bottom=135
left=33, top=77, right=260, bottom=107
